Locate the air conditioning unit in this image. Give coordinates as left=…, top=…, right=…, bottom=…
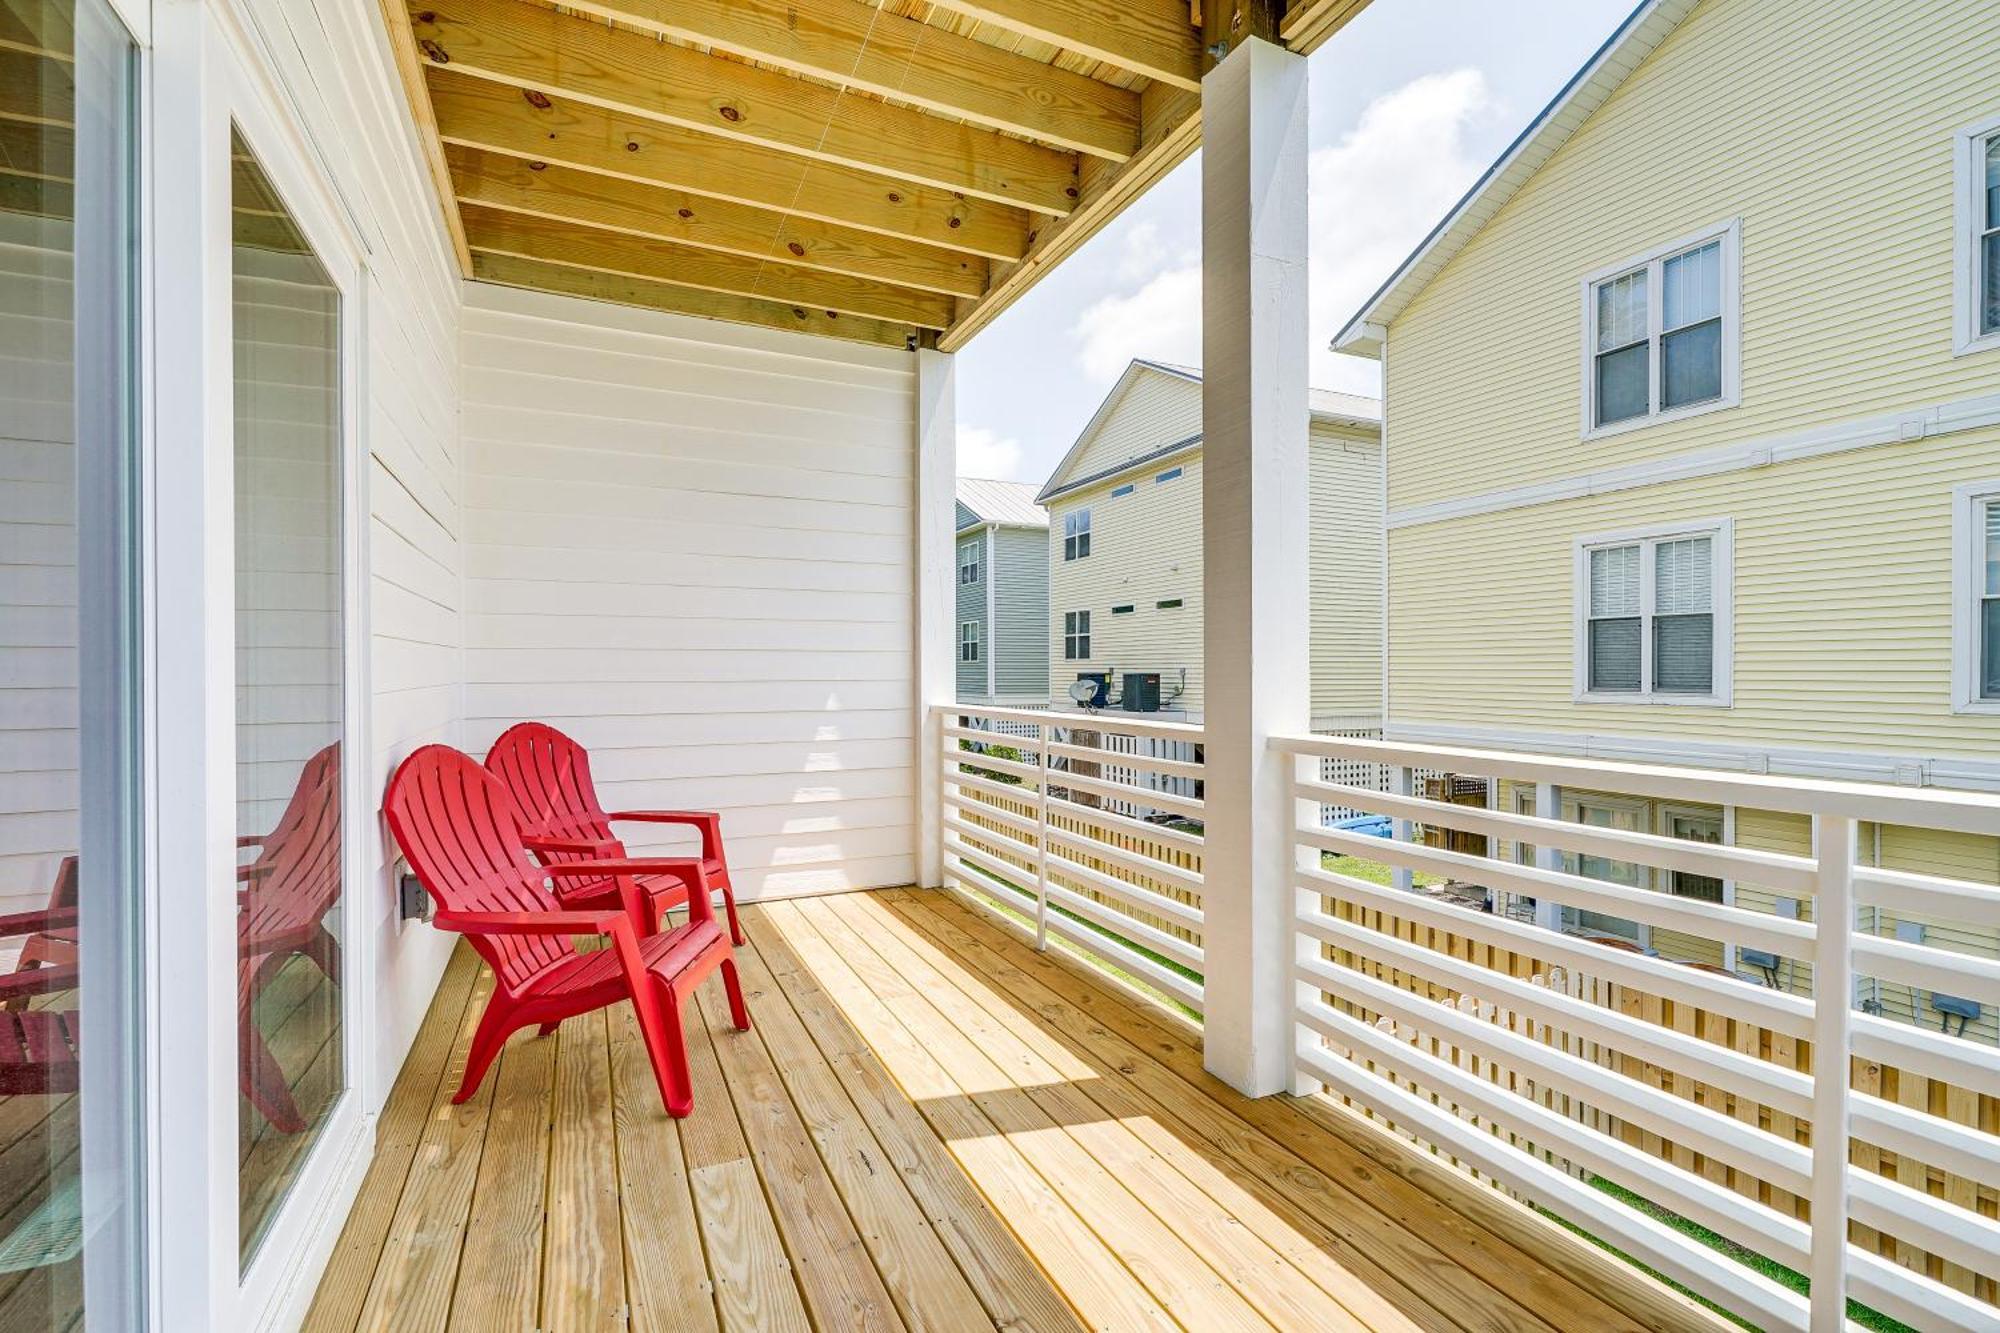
left=1122, top=672, right=1161, bottom=712
left=1073, top=671, right=1110, bottom=708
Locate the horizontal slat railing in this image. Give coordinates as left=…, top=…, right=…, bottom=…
left=1277, top=732, right=2000, bottom=1333
left=937, top=704, right=1205, bottom=1016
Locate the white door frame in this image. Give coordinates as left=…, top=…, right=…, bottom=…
left=148, top=0, right=376, bottom=1324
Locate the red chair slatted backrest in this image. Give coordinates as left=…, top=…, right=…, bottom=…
left=484, top=722, right=617, bottom=865
left=239, top=742, right=343, bottom=953
left=383, top=745, right=577, bottom=992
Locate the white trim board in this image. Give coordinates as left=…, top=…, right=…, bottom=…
left=1953, top=111, right=2000, bottom=359
left=1383, top=719, right=2000, bottom=795
left=1388, top=387, right=2000, bottom=530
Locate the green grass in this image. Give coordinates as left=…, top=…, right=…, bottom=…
left=1322, top=850, right=1442, bottom=889
left=1532, top=1178, right=1911, bottom=1332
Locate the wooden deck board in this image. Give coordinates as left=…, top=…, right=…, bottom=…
left=306, top=889, right=1721, bottom=1332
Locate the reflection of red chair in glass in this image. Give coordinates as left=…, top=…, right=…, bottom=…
left=0, top=859, right=81, bottom=1094
left=236, top=742, right=344, bottom=1134
left=484, top=721, right=744, bottom=945
left=384, top=744, right=747, bottom=1118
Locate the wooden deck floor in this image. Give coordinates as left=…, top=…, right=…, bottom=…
left=305, top=888, right=1721, bottom=1332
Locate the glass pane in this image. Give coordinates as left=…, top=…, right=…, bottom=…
left=1985, top=502, right=2000, bottom=596
left=1595, top=269, right=1647, bottom=351
left=1655, top=613, right=1714, bottom=693
left=1655, top=536, right=1712, bottom=614
left=1595, top=342, right=1649, bottom=425
left=1573, top=807, right=1641, bottom=938
left=1663, top=241, right=1721, bottom=329
left=1589, top=544, right=1641, bottom=616
left=1987, top=133, right=1999, bottom=228
left=1983, top=598, right=2000, bottom=699
left=0, top=0, right=142, bottom=1321
left=1984, top=231, right=1998, bottom=336
left=1662, top=319, right=1723, bottom=408
left=233, top=130, right=346, bottom=1265
left=1589, top=618, right=1642, bottom=691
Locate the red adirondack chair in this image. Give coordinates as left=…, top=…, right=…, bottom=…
left=0, top=874, right=81, bottom=1095
left=384, top=744, right=748, bottom=1117
left=484, top=721, right=745, bottom=946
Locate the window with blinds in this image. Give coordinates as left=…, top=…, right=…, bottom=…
left=1982, top=132, right=1999, bottom=338
left=1063, top=610, right=1090, bottom=660
left=1579, top=527, right=1727, bottom=702
left=956, top=540, right=980, bottom=584
left=1585, top=224, right=1737, bottom=432
left=1982, top=500, right=1999, bottom=698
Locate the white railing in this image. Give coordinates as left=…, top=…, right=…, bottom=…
left=936, top=703, right=1205, bottom=1014
left=1277, top=732, right=2000, bottom=1333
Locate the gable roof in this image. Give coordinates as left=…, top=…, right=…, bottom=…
left=1036, top=358, right=1382, bottom=503
left=955, top=477, right=1046, bottom=531
left=1331, top=0, right=1702, bottom=358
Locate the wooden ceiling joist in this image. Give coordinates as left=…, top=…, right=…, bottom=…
left=920, top=0, right=1203, bottom=92
left=460, top=202, right=952, bottom=327
left=426, top=68, right=1032, bottom=262
left=446, top=145, right=990, bottom=299
left=410, top=0, right=1081, bottom=215
left=553, top=0, right=1142, bottom=161
left=472, top=251, right=911, bottom=347
left=372, top=0, right=1372, bottom=347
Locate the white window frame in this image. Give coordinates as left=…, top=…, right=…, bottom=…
left=1063, top=507, right=1091, bottom=561
left=1953, top=113, right=2000, bottom=357
left=1572, top=518, right=1734, bottom=706
left=1063, top=610, right=1090, bottom=660
left=956, top=539, right=980, bottom=584
left=1951, top=479, right=2000, bottom=713
left=958, top=620, right=981, bottom=662
left=1579, top=219, right=1742, bottom=439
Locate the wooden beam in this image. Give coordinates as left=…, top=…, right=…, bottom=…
left=460, top=202, right=954, bottom=327
left=920, top=0, right=1202, bottom=92
left=1199, top=0, right=1282, bottom=64
left=469, top=251, right=911, bottom=347
left=551, top=0, right=1139, bottom=161
left=940, top=81, right=1199, bottom=352
left=445, top=144, right=989, bottom=298
left=427, top=68, right=1030, bottom=262
left=1279, top=0, right=1376, bottom=56
left=372, top=0, right=473, bottom=272
left=410, top=0, right=1081, bottom=214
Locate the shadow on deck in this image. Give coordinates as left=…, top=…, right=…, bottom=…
left=304, top=888, right=1724, bottom=1332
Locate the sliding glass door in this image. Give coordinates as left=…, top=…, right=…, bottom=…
left=229, top=129, right=348, bottom=1267
left=0, top=0, right=145, bottom=1323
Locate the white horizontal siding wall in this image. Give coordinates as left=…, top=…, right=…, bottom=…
left=460, top=284, right=918, bottom=899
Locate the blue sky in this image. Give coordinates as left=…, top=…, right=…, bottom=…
left=954, top=0, right=1638, bottom=485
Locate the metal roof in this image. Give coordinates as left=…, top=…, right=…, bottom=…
left=955, top=477, right=1047, bottom=530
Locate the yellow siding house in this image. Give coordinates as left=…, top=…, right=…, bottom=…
left=1338, top=0, right=2000, bottom=1041
left=1036, top=360, right=1384, bottom=733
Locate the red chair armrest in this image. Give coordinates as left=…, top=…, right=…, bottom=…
left=0, top=906, right=80, bottom=939
left=432, top=908, right=627, bottom=938
left=236, top=863, right=274, bottom=883
left=607, top=811, right=723, bottom=860
left=523, top=834, right=619, bottom=856
left=236, top=834, right=266, bottom=848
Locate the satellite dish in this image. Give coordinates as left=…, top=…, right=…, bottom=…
left=1067, top=678, right=1100, bottom=707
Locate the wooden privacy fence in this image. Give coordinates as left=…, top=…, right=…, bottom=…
left=935, top=704, right=1206, bottom=1014
left=1278, top=732, right=2000, bottom=1333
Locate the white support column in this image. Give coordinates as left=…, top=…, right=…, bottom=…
left=1809, top=813, right=1855, bottom=1333
left=1534, top=781, right=1563, bottom=931
left=1200, top=36, right=1311, bottom=1098
left=1390, top=765, right=1414, bottom=893
left=914, top=347, right=956, bottom=889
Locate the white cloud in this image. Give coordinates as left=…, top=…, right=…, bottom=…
left=1065, top=69, right=1495, bottom=398
left=1309, top=69, right=1495, bottom=392
left=956, top=424, right=1025, bottom=481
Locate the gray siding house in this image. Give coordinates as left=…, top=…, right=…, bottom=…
left=956, top=479, right=1050, bottom=705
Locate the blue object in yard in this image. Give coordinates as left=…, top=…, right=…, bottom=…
left=1331, top=814, right=1393, bottom=838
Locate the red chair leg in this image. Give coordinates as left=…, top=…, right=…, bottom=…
left=537, top=1020, right=561, bottom=1037
left=304, top=926, right=341, bottom=983
left=454, top=1000, right=515, bottom=1104
left=240, top=1012, right=307, bottom=1134
left=720, top=956, right=751, bottom=1032
left=719, top=885, right=745, bottom=947
left=625, top=972, right=694, bottom=1118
